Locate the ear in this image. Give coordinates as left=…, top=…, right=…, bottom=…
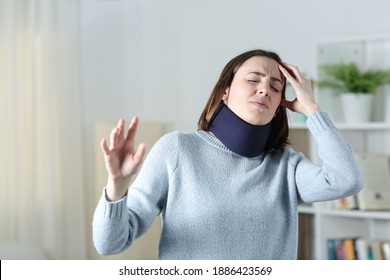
left=222, top=87, right=229, bottom=101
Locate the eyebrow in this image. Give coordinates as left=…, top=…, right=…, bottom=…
left=247, top=71, right=283, bottom=85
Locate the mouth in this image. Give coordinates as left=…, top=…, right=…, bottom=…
left=250, top=101, right=269, bottom=109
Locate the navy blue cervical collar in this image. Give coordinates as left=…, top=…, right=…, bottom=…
left=209, top=103, right=272, bottom=158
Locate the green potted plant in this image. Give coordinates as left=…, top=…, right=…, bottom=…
left=317, top=62, right=390, bottom=123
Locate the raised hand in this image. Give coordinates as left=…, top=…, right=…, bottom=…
left=279, top=63, right=320, bottom=117
left=100, top=116, right=146, bottom=201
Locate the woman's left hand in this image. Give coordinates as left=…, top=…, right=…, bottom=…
left=279, top=63, right=320, bottom=117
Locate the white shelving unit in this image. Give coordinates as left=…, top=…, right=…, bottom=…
left=294, top=34, right=390, bottom=260
left=295, top=122, right=390, bottom=259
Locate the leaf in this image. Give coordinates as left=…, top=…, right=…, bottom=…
left=317, top=62, right=390, bottom=94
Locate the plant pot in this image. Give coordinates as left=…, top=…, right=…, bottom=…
left=340, top=93, right=374, bottom=123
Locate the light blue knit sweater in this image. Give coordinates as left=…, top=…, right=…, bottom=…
left=92, top=111, right=363, bottom=259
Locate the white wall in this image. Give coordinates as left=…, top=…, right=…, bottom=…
left=80, top=0, right=390, bottom=132
left=80, top=0, right=390, bottom=259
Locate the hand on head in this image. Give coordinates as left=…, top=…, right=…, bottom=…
left=279, top=64, right=320, bottom=117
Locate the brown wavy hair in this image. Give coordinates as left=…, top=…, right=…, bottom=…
left=198, top=49, right=290, bottom=152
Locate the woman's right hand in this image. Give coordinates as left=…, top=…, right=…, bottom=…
left=100, top=116, right=146, bottom=201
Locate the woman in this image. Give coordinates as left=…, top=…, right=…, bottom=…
left=93, top=49, right=363, bottom=259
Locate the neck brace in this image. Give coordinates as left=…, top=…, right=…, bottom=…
left=209, top=103, right=272, bottom=158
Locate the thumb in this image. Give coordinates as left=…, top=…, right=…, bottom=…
left=280, top=99, right=295, bottom=111
left=133, top=143, right=146, bottom=164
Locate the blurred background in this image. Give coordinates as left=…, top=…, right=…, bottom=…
left=1, top=0, right=390, bottom=259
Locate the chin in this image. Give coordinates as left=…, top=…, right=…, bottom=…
left=247, top=119, right=270, bottom=126
left=247, top=115, right=273, bottom=126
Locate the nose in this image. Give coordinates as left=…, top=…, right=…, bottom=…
left=257, top=82, right=270, bottom=97
left=257, top=89, right=269, bottom=97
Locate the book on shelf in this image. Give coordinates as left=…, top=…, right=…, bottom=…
left=343, top=238, right=356, bottom=260
left=383, top=242, right=390, bottom=260
left=327, top=237, right=390, bottom=260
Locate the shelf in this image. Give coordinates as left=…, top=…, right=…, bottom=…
left=309, top=34, right=390, bottom=260
left=290, top=121, right=390, bottom=130
left=333, top=122, right=390, bottom=130
left=319, top=208, right=390, bottom=220
left=299, top=206, right=390, bottom=220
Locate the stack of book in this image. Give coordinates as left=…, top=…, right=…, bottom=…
left=327, top=238, right=390, bottom=260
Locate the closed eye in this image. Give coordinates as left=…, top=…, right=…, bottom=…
left=247, top=77, right=281, bottom=92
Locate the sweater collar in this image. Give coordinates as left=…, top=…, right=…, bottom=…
left=208, top=102, right=271, bottom=158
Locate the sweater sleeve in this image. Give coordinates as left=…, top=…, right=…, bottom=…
left=92, top=131, right=179, bottom=256
left=295, top=111, right=364, bottom=203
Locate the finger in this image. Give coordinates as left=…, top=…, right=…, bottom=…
left=100, top=138, right=110, bottom=156
left=282, top=63, right=305, bottom=81
left=125, top=116, right=139, bottom=147
left=109, top=127, right=118, bottom=149
left=279, top=64, right=297, bottom=85
left=117, top=119, right=125, bottom=144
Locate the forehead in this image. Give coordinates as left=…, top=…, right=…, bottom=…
left=238, top=56, right=281, bottom=76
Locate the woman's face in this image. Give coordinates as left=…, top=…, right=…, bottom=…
left=222, top=56, right=284, bottom=125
